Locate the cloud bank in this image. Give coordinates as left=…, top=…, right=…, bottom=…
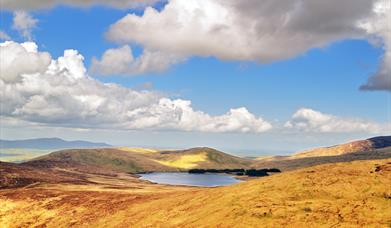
left=0, top=41, right=272, bottom=133
left=1, top=41, right=385, bottom=134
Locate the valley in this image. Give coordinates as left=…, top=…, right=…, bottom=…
left=1, top=136, right=391, bottom=227
left=1, top=158, right=390, bottom=227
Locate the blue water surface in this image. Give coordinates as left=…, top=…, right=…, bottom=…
left=139, top=172, right=241, bottom=187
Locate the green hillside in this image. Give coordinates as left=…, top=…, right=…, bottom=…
left=25, top=147, right=253, bottom=173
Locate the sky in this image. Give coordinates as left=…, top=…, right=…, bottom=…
left=0, top=0, right=390, bottom=156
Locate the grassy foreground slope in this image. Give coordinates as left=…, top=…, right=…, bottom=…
left=1, top=158, right=390, bottom=227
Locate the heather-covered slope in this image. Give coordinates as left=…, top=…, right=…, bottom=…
left=1, top=159, right=390, bottom=227
left=0, top=161, right=88, bottom=189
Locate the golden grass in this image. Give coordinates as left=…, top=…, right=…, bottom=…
left=116, top=147, right=158, bottom=153
left=292, top=140, right=374, bottom=158
left=108, top=159, right=390, bottom=227
left=153, top=153, right=208, bottom=169
left=1, top=158, right=390, bottom=227
left=255, top=155, right=279, bottom=161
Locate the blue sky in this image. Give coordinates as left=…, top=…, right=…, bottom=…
left=0, top=1, right=390, bottom=156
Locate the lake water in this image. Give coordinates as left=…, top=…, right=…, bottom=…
left=139, top=172, right=241, bottom=187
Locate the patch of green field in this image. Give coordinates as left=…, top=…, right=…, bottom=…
left=0, top=148, right=52, bottom=163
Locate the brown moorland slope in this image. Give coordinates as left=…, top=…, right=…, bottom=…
left=292, top=136, right=391, bottom=158
left=254, top=146, right=391, bottom=171
left=0, top=161, right=89, bottom=189
left=1, top=158, right=390, bottom=227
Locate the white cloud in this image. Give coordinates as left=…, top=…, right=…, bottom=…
left=2, top=0, right=160, bottom=10
left=90, top=45, right=184, bottom=75
left=106, top=0, right=374, bottom=62
left=127, top=100, right=272, bottom=133
left=0, top=31, right=11, bottom=40
left=359, top=0, right=391, bottom=91
left=12, top=11, right=38, bottom=40
left=284, top=108, right=388, bottom=133
left=0, top=41, right=272, bottom=133
left=361, top=49, right=391, bottom=91
left=0, top=41, right=51, bottom=83
left=105, top=0, right=390, bottom=90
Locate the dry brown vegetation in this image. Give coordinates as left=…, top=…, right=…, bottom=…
left=1, top=158, right=390, bottom=227
left=254, top=146, right=391, bottom=171
left=291, top=136, right=391, bottom=159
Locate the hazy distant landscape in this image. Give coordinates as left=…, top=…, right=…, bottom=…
left=0, top=138, right=112, bottom=162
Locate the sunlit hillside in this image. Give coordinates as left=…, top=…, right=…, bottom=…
left=292, top=136, right=391, bottom=158
left=1, top=158, right=390, bottom=227
left=25, top=147, right=253, bottom=173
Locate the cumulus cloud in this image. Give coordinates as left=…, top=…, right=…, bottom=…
left=12, top=11, right=38, bottom=40
left=285, top=108, right=388, bottom=133
left=2, top=0, right=160, bottom=10
left=0, top=41, right=51, bottom=83
left=361, top=50, right=391, bottom=91
left=359, top=0, right=391, bottom=91
left=106, top=0, right=374, bottom=62
left=0, top=31, right=11, bottom=40
left=0, top=41, right=272, bottom=133
left=105, top=0, right=390, bottom=90
left=90, top=45, right=184, bottom=75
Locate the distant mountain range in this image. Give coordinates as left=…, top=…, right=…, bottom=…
left=0, top=138, right=111, bottom=150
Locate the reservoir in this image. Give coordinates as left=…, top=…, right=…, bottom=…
left=139, top=172, right=241, bottom=187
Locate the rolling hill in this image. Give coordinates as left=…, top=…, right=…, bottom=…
left=292, top=136, right=391, bottom=158
left=25, top=147, right=253, bottom=174
left=0, top=138, right=111, bottom=150
left=23, top=138, right=391, bottom=174
left=254, top=147, right=391, bottom=171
